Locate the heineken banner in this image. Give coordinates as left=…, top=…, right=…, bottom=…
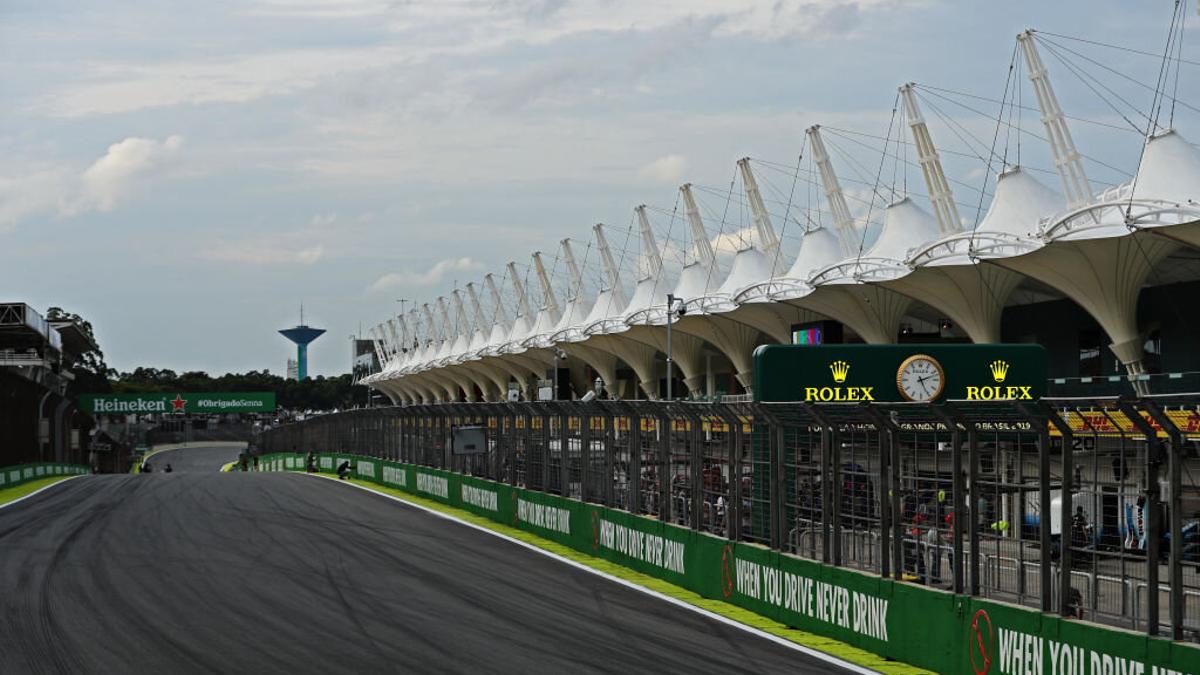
left=80, top=392, right=276, bottom=414
left=753, top=344, right=1048, bottom=404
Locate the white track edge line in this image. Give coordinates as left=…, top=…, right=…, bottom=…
left=0, top=475, right=83, bottom=510
left=301, top=472, right=879, bottom=675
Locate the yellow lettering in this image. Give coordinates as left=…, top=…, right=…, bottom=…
left=966, top=386, right=980, bottom=400
left=805, top=387, right=819, bottom=401
left=861, top=387, right=874, bottom=401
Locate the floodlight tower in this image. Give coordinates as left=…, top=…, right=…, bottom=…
left=279, top=306, right=325, bottom=381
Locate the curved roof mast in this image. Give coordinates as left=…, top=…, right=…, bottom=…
left=531, top=251, right=561, bottom=317
left=395, top=313, right=412, bottom=364
left=368, top=326, right=387, bottom=370
left=385, top=318, right=401, bottom=362
left=635, top=205, right=664, bottom=281
left=506, top=261, right=534, bottom=324
left=407, top=308, right=423, bottom=349
left=466, top=282, right=489, bottom=333
left=736, top=158, right=780, bottom=253
left=561, top=238, right=584, bottom=301
left=899, top=83, right=961, bottom=235
left=680, top=183, right=717, bottom=264
left=807, top=125, right=856, bottom=253
left=452, top=290, right=472, bottom=339
left=1018, top=30, right=1093, bottom=208
left=435, top=296, right=454, bottom=345
left=421, top=303, right=440, bottom=343
left=594, top=223, right=628, bottom=309
left=484, top=273, right=511, bottom=328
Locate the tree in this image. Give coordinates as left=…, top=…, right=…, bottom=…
left=106, top=368, right=358, bottom=410
left=45, top=306, right=114, bottom=396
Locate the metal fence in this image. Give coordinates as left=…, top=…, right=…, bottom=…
left=256, top=397, right=1200, bottom=643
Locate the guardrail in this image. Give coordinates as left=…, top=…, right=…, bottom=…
left=0, top=462, right=89, bottom=493
left=258, top=398, right=1200, bottom=639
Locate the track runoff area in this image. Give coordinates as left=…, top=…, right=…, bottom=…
left=0, top=445, right=883, bottom=674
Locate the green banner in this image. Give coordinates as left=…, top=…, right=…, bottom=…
left=0, top=462, right=89, bottom=490
left=753, top=344, right=1048, bottom=404
left=81, top=392, right=276, bottom=414
left=253, top=452, right=1200, bottom=674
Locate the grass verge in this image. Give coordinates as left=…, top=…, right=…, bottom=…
left=340, top=477, right=931, bottom=675
left=0, top=476, right=79, bottom=507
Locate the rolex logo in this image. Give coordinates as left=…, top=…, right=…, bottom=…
left=989, top=360, right=1010, bottom=383
left=829, top=360, right=850, bottom=383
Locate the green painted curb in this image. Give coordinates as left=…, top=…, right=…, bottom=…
left=0, top=475, right=79, bottom=507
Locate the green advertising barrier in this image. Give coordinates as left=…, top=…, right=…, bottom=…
left=252, top=453, right=1200, bottom=674
left=0, top=462, right=89, bottom=491
left=80, top=391, right=276, bottom=414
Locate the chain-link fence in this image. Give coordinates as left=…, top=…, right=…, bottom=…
left=257, top=396, right=1200, bottom=642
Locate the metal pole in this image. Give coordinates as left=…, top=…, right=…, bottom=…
left=665, top=293, right=674, bottom=401
left=1120, top=401, right=1162, bottom=636
left=1043, top=403, right=1075, bottom=617
left=1142, top=401, right=1184, bottom=640
left=1019, top=402, right=1054, bottom=613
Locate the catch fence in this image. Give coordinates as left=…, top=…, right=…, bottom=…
left=257, top=396, right=1200, bottom=642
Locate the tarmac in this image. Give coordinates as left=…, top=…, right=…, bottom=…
left=0, top=446, right=858, bottom=674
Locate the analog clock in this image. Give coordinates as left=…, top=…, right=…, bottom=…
left=896, top=354, right=945, bottom=402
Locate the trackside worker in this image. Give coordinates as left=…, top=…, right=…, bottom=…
left=337, top=460, right=352, bottom=480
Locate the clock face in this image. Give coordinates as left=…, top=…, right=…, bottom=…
left=896, top=355, right=945, bottom=402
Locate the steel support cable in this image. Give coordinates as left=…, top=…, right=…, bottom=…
left=912, top=84, right=1137, bottom=181
left=1127, top=0, right=1185, bottom=219
left=695, top=171, right=884, bottom=233
left=972, top=42, right=1020, bottom=233
left=1036, top=36, right=1157, bottom=132
left=824, top=124, right=1062, bottom=176
left=890, top=101, right=905, bottom=203
left=965, top=41, right=1022, bottom=319
left=747, top=151, right=807, bottom=277
left=914, top=83, right=1141, bottom=134
left=1169, top=3, right=1186, bottom=128
left=702, top=165, right=741, bottom=290
left=1032, top=28, right=1200, bottom=68
left=1150, top=1, right=1185, bottom=135
left=824, top=126, right=995, bottom=201
left=824, top=132, right=908, bottom=216
left=917, top=89, right=1004, bottom=170
left=855, top=94, right=899, bottom=262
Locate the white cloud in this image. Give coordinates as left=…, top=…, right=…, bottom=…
left=30, top=1, right=914, bottom=118
left=203, top=243, right=326, bottom=265
left=370, top=257, right=484, bottom=291
left=638, top=154, right=688, bottom=184
left=0, top=135, right=185, bottom=228
left=78, top=135, right=184, bottom=212
left=0, top=169, right=71, bottom=231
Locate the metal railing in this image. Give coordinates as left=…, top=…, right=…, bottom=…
left=256, top=396, right=1200, bottom=643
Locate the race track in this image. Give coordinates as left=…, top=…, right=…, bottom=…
left=0, top=451, right=862, bottom=674
left=143, top=444, right=244, bottom=473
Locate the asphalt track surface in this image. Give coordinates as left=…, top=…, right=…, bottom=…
left=142, top=444, right=244, bottom=473
left=0, top=448, right=859, bottom=674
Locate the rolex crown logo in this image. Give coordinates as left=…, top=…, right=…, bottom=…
left=829, top=360, right=850, bottom=383
left=989, top=359, right=1010, bottom=383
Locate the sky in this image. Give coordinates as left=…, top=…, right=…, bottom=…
left=1, top=0, right=1194, bottom=377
